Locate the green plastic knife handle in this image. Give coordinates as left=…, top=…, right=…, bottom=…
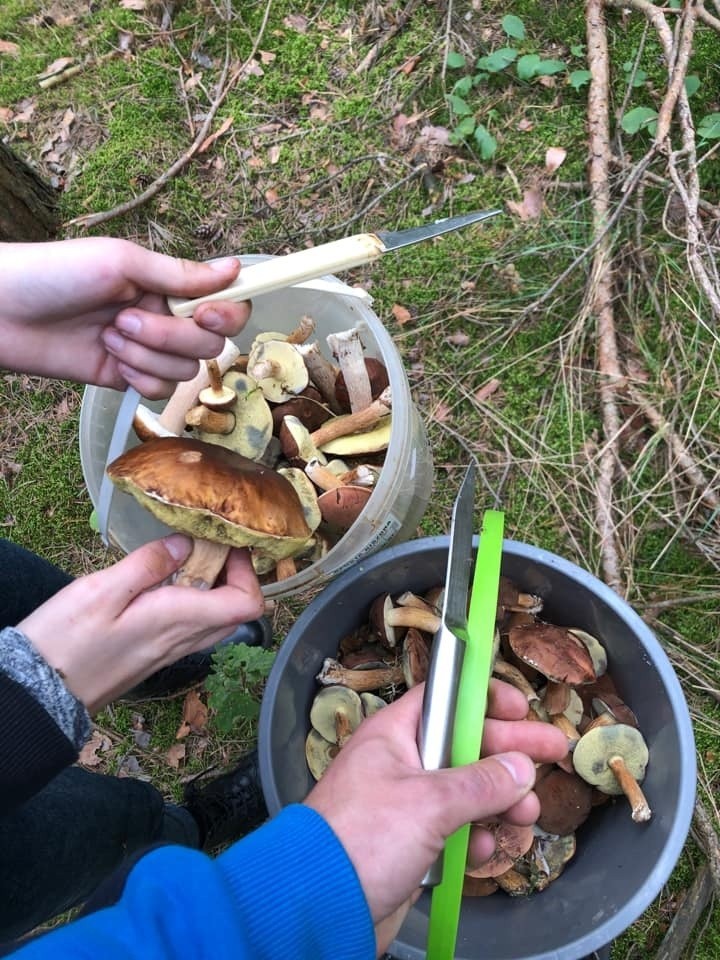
left=426, top=511, right=505, bottom=960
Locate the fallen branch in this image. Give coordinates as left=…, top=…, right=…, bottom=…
left=654, top=863, right=714, bottom=960
left=586, top=0, right=624, bottom=593
left=64, top=0, right=273, bottom=230
left=692, top=799, right=720, bottom=896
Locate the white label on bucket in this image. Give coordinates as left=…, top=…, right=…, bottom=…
left=333, top=513, right=404, bottom=577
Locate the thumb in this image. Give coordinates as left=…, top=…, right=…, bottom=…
left=429, top=752, right=536, bottom=838
left=127, top=247, right=241, bottom=298
left=100, top=535, right=193, bottom=610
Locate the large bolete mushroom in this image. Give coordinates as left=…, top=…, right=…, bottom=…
left=572, top=723, right=652, bottom=823
left=508, top=621, right=597, bottom=686
left=107, top=436, right=312, bottom=589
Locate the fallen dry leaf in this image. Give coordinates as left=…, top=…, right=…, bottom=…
left=545, top=147, right=567, bottom=174
left=78, top=730, right=112, bottom=767
left=399, top=55, right=420, bottom=75
left=0, top=107, right=14, bottom=122
left=264, top=187, right=280, bottom=207
left=268, top=144, right=281, bottom=164
left=198, top=115, right=233, bottom=153
left=431, top=402, right=452, bottom=423
left=445, top=331, right=470, bottom=347
left=391, top=304, right=412, bottom=326
left=0, top=40, right=20, bottom=57
left=119, top=0, right=146, bottom=8
left=259, top=50, right=276, bottom=64
left=176, top=689, right=209, bottom=739
left=166, top=743, right=186, bottom=769
left=506, top=187, right=544, bottom=221
left=474, top=378, right=501, bottom=404
left=284, top=13, right=308, bottom=32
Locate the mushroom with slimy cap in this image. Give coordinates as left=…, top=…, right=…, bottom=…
left=107, top=436, right=311, bottom=589
left=572, top=722, right=652, bottom=823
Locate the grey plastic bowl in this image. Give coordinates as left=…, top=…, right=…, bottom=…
left=258, top=537, right=696, bottom=960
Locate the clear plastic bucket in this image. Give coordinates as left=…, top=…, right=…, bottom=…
left=79, top=258, right=434, bottom=598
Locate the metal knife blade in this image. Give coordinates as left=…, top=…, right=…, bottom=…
left=376, top=209, right=502, bottom=252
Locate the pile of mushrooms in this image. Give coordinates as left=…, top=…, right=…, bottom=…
left=109, top=318, right=391, bottom=587
left=305, top=576, right=652, bottom=899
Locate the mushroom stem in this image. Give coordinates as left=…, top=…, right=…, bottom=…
left=316, top=657, right=405, bottom=692
left=296, top=341, right=341, bottom=413
left=607, top=755, right=652, bottom=823
left=327, top=326, right=373, bottom=413
left=305, top=458, right=343, bottom=491
left=275, top=555, right=297, bottom=581
left=286, top=315, right=316, bottom=345
left=310, top=388, right=391, bottom=448
left=550, top=714, right=581, bottom=749
left=384, top=605, right=440, bottom=634
left=174, top=540, right=231, bottom=590
left=185, top=406, right=236, bottom=434
left=207, top=358, right=223, bottom=393
left=250, top=358, right=282, bottom=381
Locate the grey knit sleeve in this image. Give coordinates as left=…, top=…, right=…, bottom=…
left=1, top=626, right=91, bottom=751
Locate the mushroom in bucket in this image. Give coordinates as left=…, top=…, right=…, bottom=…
left=107, top=436, right=311, bottom=589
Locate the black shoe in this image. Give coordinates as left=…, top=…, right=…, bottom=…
left=183, top=748, right=267, bottom=851
left=123, top=618, right=273, bottom=699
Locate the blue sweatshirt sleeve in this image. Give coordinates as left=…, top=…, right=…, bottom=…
left=11, top=804, right=376, bottom=960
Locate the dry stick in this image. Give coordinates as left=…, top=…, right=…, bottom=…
left=697, top=0, right=720, bottom=30
left=693, top=800, right=720, bottom=896
left=654, top=863, right=714, bottom=960
left=586, top=0, right=624, bottom=593
left=64, top=0, right=274, bottom=230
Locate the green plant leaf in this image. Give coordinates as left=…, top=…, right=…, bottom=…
left=697, top=113, right=720, bottom=139
left=516, top=53, right=541, bottom=81
left=446, top=50, right=466, bottom=69
left=501, top=14, right=526, bottom=40
left=454, top=115, right=477, bottom=137
left=473, top=123, right=497, bottom=160
left=206, top=642, right=276, bottom=734
left=476, top=47, right=518, bottom=73
left=569, top=69, right=591, bottom=90
left=535, top=58, right=566, bottom=76
left=447, top=93, right=473, bottom=116
left=684, top=75, right=700, bottom=97
left=89, top=509, right=99, bottom=532
left=570, top=44, right=585, bottom=58
left=621, top=105, right=659, bottom=135
left=452, top=76, right=472, bottom=97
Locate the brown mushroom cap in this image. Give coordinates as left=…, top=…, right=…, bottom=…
left=508, top=621, right=597, bottom=685
left=535, top=768, right=593, bottom=835
left=107, top=436, right=311, bottom=561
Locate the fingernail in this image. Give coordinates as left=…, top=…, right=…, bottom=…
left=103, top=329, right=125, bottom=353
left=197, top=308, right=224, bottom=330
left=207, top=256, right=238, bottom=272
left=163, top=534, right=192, bottom=562
left=115, top=312, right=142, bottom=335
left=496, top=753, right=535, bottom=789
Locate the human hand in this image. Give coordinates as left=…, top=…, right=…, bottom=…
left=0, top=237, right=248, bottom=397
left=17, top=535, right=265, bottom=713
left=305, top=680, right=568, bottom=955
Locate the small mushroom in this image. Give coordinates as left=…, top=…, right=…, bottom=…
left=568, top=628, right=608, bottom=677
left=310, top=388, right=391, bottom=449
left=198, top=358, right=236, bottom=410
left=317, top=485, right=372, bottom=532
left=465, top=822, right=534, bottom=879
left=384, top=605, right=441, bottom=635
left=271, top=390, right=332, bottom=434
left=369, top=593, right=405, bottom=650
left=335, top=357, right=390, bottom=412
left=526, top=833, right=576, bottom=891
left=497, top=577, right=544, bottom=619
left=572, top=723, right=652, bottom=823
left=185, top=406, right=236, bottom=435
left=305, top=729, right=339, bottom=780
left=316, top=657, right=405, bottom=693
left=360, top=692, right=387, bottom=717
left=327, top=326, right=373, bottom=413
left=402, top=627, right=431, bottom=687
left=296, top=340, right=341, bottom=412
left=508, top=621, right=597, bottom=686
left=591, top=693, right=639, bottom=728
left=310, top=685, right=364, bottom=745
left=535, top=768, right=593, bottom=835
left=107, top=436, right=312, bottom=588
left=279, top=415, right=327, bottom=467
left=247, top=339, right=309, bottom=402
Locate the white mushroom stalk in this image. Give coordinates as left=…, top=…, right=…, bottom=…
left=326, top=325, right=373, bottom=413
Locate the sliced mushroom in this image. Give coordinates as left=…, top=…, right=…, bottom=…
left=310, top=685, right=364, bottom=745
left=310, top=388, right=392, bottom=448
left=572, top=723, right=651, bottom=822
left=318, top=417, right=392, bottom=458
left=279, top=415, right=327, bottom=467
